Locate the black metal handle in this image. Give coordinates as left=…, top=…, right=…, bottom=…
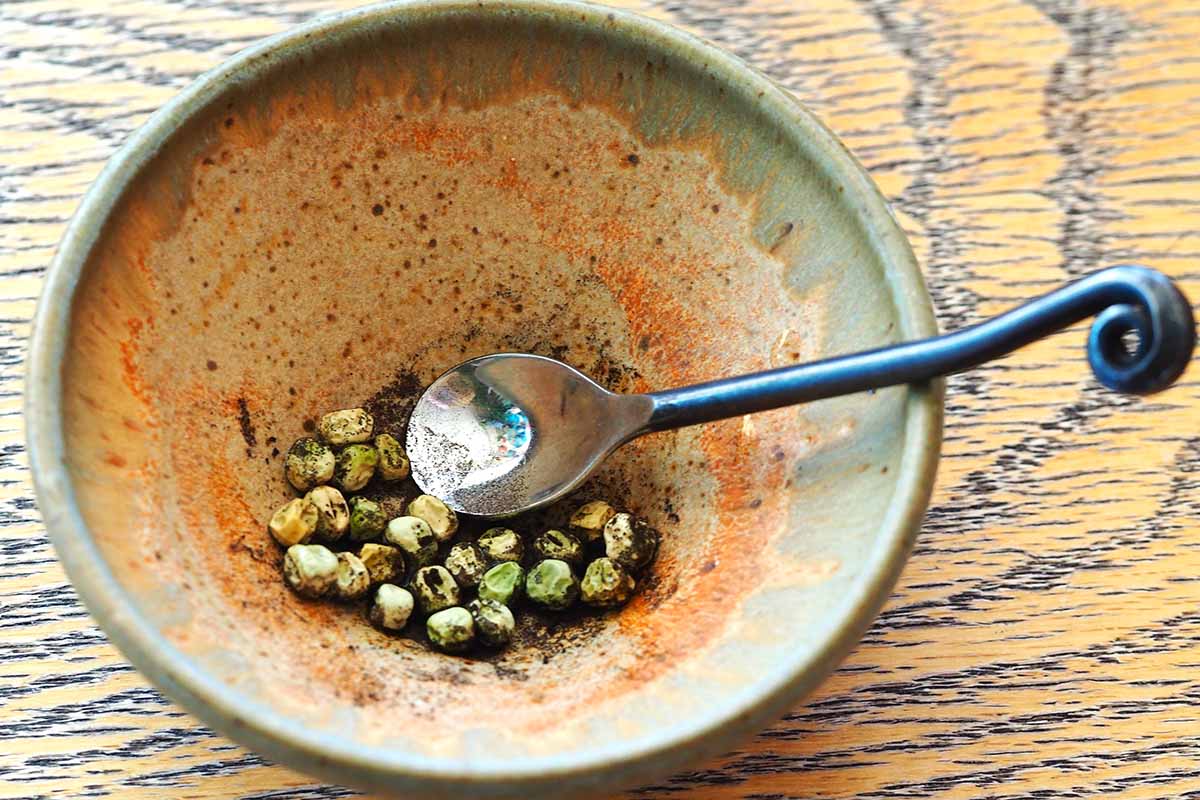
left=645, top=265, right=1195, bottom=431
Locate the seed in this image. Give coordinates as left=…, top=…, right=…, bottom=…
left=468, top=598, right=515, bottom=647
left=359, top=543, right=406, bottom=586
left=332, top=551, right=371, bottom=600
left=305, top=485, right=349, bottom=541
left=427, top=606, right=475, bottom=653
left=531, top=529, right=584, bottom=567
left=370, top=583, right=414, bottom=631
left=348, top=496, right=387, bottom=541
left=569, top=500, right=616, bottom=543
left=407, top=494, right=458, bottom=541
left=318, top=407, right=374, bottom=445
left=526, top=559, right=579, bottom=610
left=268, top=497, right=319, bottom=547
left=478, top=527, right=524, bottom=563
left=384, top=515, right=439, bottom=567
left=580, top=557, right=636, bottom=608
left=335, top=444, right=378, bottom=492
left=478, top=561, right=524, bottom=606
left=374, top=433, right=410, bottom=481
left=604, top=513, right=659, bottom=573
left=410, top=565, right=460, bottom=615
left=444, top=542, right=487, bottom=588
left=282, top=543, right=338, bottom=598
left=285, top=437, right=335, bottom=491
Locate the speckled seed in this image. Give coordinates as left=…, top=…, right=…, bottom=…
left=525, top=559, right=579, bottom=611
left=478, top=527, right=524, bottom=563
left=285, top=437, right=335, bottom=491
left=384, top=516, right=439, bottom=567
left=580, top=557, right=636, bottom=608
left=569, top=500, right=617, bottom=543
left=468, top=598, right=515, bottom=647
left=332, top=551, right=371, bottom=601
left=427, top=607, right=475, bottom=653
left=348, top=496, right=387, bottom=541
left=374, top=433, right=410, bottom=481
left=268, top=497, right=318, bottom=547
left=304, top=485, right=349, bottom=541
left=444, top=542, right=487, bottom=589
left=369, top=583, right=414, bottom=631
left=410, top=565, right=460, bottom=615
left=283, top=544, right=338, bottom=598
left=359, top=543, right=406, bottom=586
left=532, top=529, right=585, bottom=567
left=318, top=407, right=374, bottom=445
left=478, top=562, right=524, bottom=606
left=604, top=513, right=659, bottom=573
left=335, top=444, right=378, bottom=492
left=407, top=494, right=458, bottom=541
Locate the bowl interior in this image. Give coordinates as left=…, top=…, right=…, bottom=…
left=50, top=1, right=936, bottom=786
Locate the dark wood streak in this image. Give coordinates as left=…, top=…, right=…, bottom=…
left=1035, top=0, right=1129, bottom=278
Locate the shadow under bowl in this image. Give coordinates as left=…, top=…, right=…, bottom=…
left=27, top=1, right=942, bottom=796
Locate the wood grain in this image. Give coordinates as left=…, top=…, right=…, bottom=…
left=2, top=0, right=1199, bottom=797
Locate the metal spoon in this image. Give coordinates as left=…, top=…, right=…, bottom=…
left=407, top=265, right=1195, bottom=517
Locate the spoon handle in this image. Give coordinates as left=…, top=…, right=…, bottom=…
left=643, top=265, right=1195, bottom=432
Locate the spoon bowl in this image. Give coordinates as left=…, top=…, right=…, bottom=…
left=408, top=354, right=652, bottom=516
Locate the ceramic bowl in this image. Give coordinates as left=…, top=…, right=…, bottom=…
left=26, top=1, right=942, bottom=796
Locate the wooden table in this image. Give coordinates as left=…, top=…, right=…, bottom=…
left=3, top=0, right=1199, bottom=797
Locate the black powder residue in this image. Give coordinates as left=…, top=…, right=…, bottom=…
left=365, top=369, right=423, bottom=436
left=237, top=397, right=256, bottom=455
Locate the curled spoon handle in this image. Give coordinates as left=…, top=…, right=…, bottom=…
left=644, top=265, right=1196, bottom=432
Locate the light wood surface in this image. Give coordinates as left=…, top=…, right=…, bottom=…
left=3, top=0, right=1199, bottom=797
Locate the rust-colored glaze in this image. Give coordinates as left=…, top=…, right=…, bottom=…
left=59, top=12, right=919, bottom=763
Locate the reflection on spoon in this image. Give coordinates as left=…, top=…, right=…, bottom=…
left=407, top=366, right=534, bottom=513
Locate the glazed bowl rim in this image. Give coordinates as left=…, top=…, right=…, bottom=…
left=25, top=0, right=943, bottom=789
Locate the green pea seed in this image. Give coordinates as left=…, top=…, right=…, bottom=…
left=374, top=433, right=410, bottom=481
left=568, top=500, right=616, bottom=543
left=318, top=407, right=374, bottom=445
left=283, top=543, right=338, bottom=598
left=427, top=607, right=475, bottom=653
left=532, top=529, right=584, bottom=567
left=359, top=543, right=406, bottom=586
left=580, top=557, right=635, bottom=608
left=603, top=513, right=659, bottom=573
left=526, top=559, right=579, bottom=611
left=468, top=598, right=515, bottom=647
left=478, top=562, right=524, bottom=606
left=384, top=515, right=439, bottom=567
left=268, top=497, right=318, bottom=547
left=348, top=496, right=386, bottom=541
left=410, top=565, right=460, bottom=615
left=444, top=542, right=487, bottom=589
left=332, top=551, right=371, bottom=601
left=370, top=583, right=414, bottom=631
left=285, top=437, right=335, bottom=491
left=478, top=527, right=524, bottom=563
left=335, top=444, right=378, bottom=492
left=305, top=485, right=349, bottom=541
left=408, top=494, right=458, bottom=541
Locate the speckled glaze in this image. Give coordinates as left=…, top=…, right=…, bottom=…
left=25, top=1, right=942, bottom=797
